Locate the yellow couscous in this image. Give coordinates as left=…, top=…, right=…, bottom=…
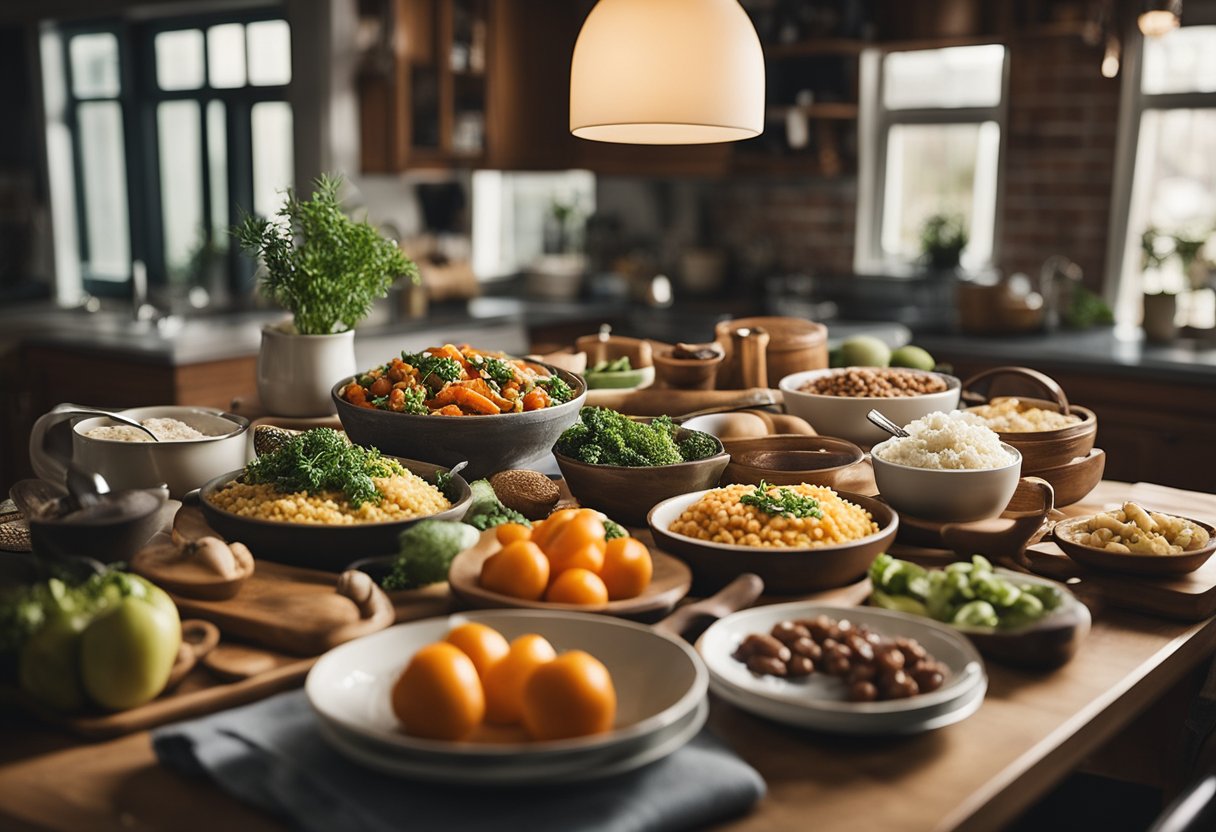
left=668, top=483, right=879, bottom=548
left=207, top=472, right=450, bottom=525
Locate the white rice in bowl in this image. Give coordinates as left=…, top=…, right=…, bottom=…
left=84, top=417, right=210, bottom=442
left=873, top=411, right=1015, bottom=470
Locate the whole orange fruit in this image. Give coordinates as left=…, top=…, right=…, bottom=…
left=480, top=540, right=550, bottom=600
left=483, top=633, right=557, bottom=725
left=544, top=568, right=609, bottom=606
left=522, top=650, right=617, bottom=741
left=600, top=537, right=653, bottom=600
left=445, top=622, right=510, bottom=681
left=391, top=642, right=484, bottom=741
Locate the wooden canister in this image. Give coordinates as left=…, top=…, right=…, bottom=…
left=714, top=317, right=829, bottom=389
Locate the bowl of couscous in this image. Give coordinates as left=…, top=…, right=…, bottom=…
left=198, top=457, right=472, bottom=571
left=647, top=483, right=898, bottom=594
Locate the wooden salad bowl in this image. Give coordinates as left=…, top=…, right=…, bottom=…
left=447, top=529, right=693, bottom=621
left=1051, top=515, right=1216, bottom=576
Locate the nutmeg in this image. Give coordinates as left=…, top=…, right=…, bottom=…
left=488, top=470, right=560, bottom=520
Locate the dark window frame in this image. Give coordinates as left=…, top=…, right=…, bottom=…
left=58, top=5, right=289, bottom=299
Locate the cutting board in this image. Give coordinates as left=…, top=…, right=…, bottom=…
left=1017, top=481, right=1216, bottom=622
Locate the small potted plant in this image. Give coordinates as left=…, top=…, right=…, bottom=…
left=920, top=213, right=969, bottom=272
left=235, top=174, right=418, bottom=416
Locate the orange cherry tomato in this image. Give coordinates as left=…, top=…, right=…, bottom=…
left=530, top=508, right=579, bottom=550
left=599, top=537, right=654, bottom=600
left=391, top=642, right=485, bottom=740
left=547, top=542, right=605, bottom=577
left=522, top=650, right=617, bottom=741
left=544, top=509, right=607, bottom=564
left=483, top=633, right=557, bottom=725
left=544, top=568, right=609, bottom=606
left=444, top=622, right=510, bottom=681
left=480, top=540, right=550, bottom=600
left=495, top=522, right=532, bottom=546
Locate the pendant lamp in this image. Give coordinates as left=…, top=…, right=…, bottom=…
left=569, top=0, right=765, bottom=145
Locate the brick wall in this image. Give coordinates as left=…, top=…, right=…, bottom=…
left=703, top=177, right=859, bottom=277
left=687, top=35, right=1121, bottom=287
left=1000, top=35, right=1120, bottom=288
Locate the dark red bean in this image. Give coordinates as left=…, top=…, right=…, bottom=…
left=746, top=655, right=788, bottom=676
left=849, top=681, right=879, bottom=702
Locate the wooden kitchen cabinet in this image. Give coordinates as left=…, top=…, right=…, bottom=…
left=942, top=356, right=1216, bottom=494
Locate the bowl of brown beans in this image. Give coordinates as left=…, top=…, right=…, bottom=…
left=697, top=604, right=986, bottom=734
left=778, top=367, right=961, bottom=447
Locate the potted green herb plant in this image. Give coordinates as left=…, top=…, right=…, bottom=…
left=920, top=213, right=969, bottom=271
left=235, top=174, right=418, bottom=416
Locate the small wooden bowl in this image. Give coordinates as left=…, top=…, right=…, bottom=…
left=1024, top=448, right=1105, bottom=508
left=648, top=490, right=898, bottom=595
left=554, top=432, right=730, bottom=527
left=447, top=530, right=693, bottom=620
left=652, top=347, right=724, bottom=391
left=1052, top=515, right=1216, bottom=576
left=721, top=435, right=865, bottom=488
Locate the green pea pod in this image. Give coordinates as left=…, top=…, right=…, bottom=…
left=870, top=590, right=929, bottom=618
left=953, top=599, right=1000, bottom=628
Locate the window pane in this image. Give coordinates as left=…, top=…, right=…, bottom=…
left=157, top=100, right=203, bottom=281
left=69, top=33, right=120, bottom=99
left=207, top=24, right=246, bottom=89
left=247, top=20, right=291, bottom=86
left=883, top=45, right=1005, bottom=109
left=251, top=101, right=293, bottom=218
left=880, top=122, right=999, bottom=268
left=207, top=100, right=229, bottom=249
left=1142, top=25, right=1216, bottom=94
left=155, top=29, right=205, bottom=91
left=77, top=101, right=129, bottom=279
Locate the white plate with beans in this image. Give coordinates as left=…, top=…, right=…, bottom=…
left=697, top=604, right=986, bottom=734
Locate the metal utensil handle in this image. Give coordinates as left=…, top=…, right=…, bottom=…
left=867, top=408, right=910, bottom=438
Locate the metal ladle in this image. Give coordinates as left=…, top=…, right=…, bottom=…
left=867, top=409, right=910, bottom=439
left=56, top=406, right=160, bottom=442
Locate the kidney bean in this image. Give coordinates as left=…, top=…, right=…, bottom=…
left=746, top=655, right=788, bottom=677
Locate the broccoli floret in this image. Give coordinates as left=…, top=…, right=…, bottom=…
left=554, top=407, right=686, bottom=467
left=677, top=429, right=720, bottom=462
left=463, top=479, right=531, bottom=530
left=383, top=520, right=480, bottom=590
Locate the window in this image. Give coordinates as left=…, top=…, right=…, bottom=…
left=856, top=44, right=1007, bottom=274
left=47, top=9, right=294, bottom=298
left=471, top=171, right=595, bottom=280
left=1109, top=26, right=1216, bottom=331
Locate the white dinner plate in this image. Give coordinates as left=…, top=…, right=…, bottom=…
left=306, top=609, right=707, bottom=766
left=697, top=603, right=987, bottom=735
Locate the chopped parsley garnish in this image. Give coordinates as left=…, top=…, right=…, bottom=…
left=537, top=375, right=575, bottom=404
left=401, top=351, right=462, bottom=388
left=739, top=481, right=824, bottom=519
left=242, top=428, right=403, bottom=508
left=470, top=355, right=517, bottom=387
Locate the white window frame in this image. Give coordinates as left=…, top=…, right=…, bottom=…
left=854, top=45, right=1010, bottom=276
left=1105, top=17, right=1216, bottom=330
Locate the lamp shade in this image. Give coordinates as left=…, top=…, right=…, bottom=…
left=570, top=0, right=765, bottom=145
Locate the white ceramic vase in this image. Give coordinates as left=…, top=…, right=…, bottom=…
left=257, top=322, right=356, bottom=417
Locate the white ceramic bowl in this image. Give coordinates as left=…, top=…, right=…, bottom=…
left=29, top=405, right=251, bottom=498
left=870, top=440, right=1023, bottom=522
left=779, top=368, right=961, bottom=446
left=306, top=609, right=707, bottom=781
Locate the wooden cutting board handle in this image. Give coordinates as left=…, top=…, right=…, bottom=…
left=653, top=573, right=764, bottom=643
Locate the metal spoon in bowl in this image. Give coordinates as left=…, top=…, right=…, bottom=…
left=50, top=404, right=160, bottom=442
left=867, top=409, right=910, bottom=439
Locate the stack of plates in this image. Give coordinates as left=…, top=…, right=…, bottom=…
left=698, top=604, right=987, bottom=736
left=306, top=609, right=708, bottom=783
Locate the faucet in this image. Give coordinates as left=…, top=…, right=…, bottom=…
left=1040, top=256, right=1082, bottom=333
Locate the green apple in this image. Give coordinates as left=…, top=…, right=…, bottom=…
left=79, top=578, right=181, bottom=711
left=18, top=611, right=89, bottom=712
left=890, top=345, right=936, bottom=371
left=839, top=336, right=892, bottom=368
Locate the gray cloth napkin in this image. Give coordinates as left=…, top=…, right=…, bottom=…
left=153, top=690, right=764, bottom=832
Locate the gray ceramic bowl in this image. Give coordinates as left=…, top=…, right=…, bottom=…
left=332, top=362, right=587, bottom=480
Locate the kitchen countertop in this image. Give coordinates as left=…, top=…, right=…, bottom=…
left=2, top=297, right=1213, bottom=384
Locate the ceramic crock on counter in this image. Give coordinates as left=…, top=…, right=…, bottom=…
left=714, top=316, right=829, bottom=389
left=257, top=322, right=357, bottom=417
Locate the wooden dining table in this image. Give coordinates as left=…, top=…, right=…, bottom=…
left=3, top=479, right=1216, bottom=832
